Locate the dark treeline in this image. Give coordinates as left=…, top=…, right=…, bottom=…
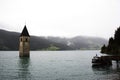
left=101, top=27, right=120, bottom=55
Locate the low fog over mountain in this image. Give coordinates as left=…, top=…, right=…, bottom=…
left=0, top=29, right=107, bottom=50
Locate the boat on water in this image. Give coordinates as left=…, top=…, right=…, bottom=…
left=92, top=54, right=102, bottom=66
left=92, top=54, right=112, bottom=67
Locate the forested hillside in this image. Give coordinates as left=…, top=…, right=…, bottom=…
left=0, top=29, right=107, bottom=50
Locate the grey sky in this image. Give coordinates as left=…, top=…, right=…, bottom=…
left=0, top=0, right=120, bottom=39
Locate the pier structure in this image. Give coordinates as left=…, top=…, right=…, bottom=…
left=92, top=55, right=120, bottom=67
left=101, top=56, right=120, bottom=64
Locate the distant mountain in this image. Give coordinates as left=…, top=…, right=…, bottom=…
left=0, top=29, right=71, bottom=50
left=0, top=29, right=107, bottom=50
left=47, top=36, right=108, bottom=50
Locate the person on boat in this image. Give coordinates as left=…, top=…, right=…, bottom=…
left=96, top=54, right=98, bottom=57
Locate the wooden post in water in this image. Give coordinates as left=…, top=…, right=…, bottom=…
left=19, top=25, right=30, bottom=57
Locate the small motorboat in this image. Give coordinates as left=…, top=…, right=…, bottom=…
left=92, top=54, right=112, bottom=67
left=92, top=54, right=102, bottom=66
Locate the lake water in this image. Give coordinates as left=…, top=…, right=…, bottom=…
left=0, top=50, right=120, bottom=80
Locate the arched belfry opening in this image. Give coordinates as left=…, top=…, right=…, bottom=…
left=19, top=25, right=30, bottom=57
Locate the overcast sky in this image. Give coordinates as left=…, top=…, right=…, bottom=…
left=0, top=0, right=120, bottom=39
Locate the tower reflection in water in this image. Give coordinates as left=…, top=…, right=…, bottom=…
left=18, top=57, right=31, bottom=80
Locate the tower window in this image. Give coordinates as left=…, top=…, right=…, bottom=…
left=21, top=38, right=22, bottom=41
left=26, top=38, right=28, bottom=42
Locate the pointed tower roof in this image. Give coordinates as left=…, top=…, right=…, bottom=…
left=20, top=25, right=30, bottom=37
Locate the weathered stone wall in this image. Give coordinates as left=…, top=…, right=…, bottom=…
left=19, top=36, right=30, bottom=57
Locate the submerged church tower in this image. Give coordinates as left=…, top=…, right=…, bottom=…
left=19, top=25, right=30, bottom=57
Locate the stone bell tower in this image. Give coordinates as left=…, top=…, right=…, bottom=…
left=19, top=25, right=30, bottom=57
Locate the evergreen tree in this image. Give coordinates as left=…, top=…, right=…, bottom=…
left=108, top=37, right=114, bottom=45
left=101, top=44, right=106, bottom=53
left=114, top=27, right=120, bottom=45
left=101, top=26, right=120, bottom=54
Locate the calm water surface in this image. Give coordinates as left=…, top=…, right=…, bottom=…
left=0, top=50, right=120, bottom=80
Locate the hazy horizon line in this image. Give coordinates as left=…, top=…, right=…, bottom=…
left=0, top=28, right=109, bottom=40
